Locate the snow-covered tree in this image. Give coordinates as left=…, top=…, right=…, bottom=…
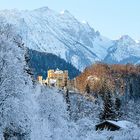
left=0, top=21, right=33, bottom=139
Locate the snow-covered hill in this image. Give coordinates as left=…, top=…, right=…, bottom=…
left=0, top=7, right=140, bottom=70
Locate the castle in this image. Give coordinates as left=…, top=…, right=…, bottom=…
left=37, top=69, right=68, bottom=88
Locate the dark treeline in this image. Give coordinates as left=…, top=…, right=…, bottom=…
left=27, top=49, right=81, bottom=80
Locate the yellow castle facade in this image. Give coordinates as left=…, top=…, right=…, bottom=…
left=37, top=69, right=68, bottom=88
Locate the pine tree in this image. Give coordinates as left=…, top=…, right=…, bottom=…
left=115, top=97, right=122, bottom=119
left=64, top=89, right=71, bottom=113
left=100, top=92, right=116, bottom=121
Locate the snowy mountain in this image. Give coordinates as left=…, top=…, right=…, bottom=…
left=104, top=35, right=140, bottom=64
left=0, top=7, right=140, bottom=70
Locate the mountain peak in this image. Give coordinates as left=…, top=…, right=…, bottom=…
left=82, top=20, right=88, bottom=24
left=60, top=10, right=70, bottom=14
left=0, top=7, right=140, bottom=70
left=118, top=35, right=135, bottom=44
left=81, top=21, right=91, bottom=28
left=34, top=7, right=51, bottom=12
left=60, top=10, right=75, bottom=18
left=120, top=35, right=133, bottom=41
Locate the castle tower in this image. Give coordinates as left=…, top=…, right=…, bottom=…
left=47, top=69, right=69, bottom=88
left=37, top=76, right=43, bottom=84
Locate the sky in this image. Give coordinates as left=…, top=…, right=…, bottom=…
left=0, top=0, right=139, bottom=40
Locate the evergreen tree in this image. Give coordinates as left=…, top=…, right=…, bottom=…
left=100, top=92, right=116, bottom=121
left=64, top=89, right=71, bottom=112
left=115, top=97, right=121, bottom=119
